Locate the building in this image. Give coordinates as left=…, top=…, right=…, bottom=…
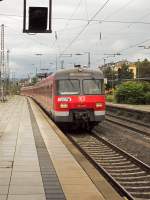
left=111, top=60, right=137, bottom=79
left=100, top=59, right=137, bottom=79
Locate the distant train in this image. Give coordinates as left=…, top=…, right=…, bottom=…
left=21, top=67, right=106, bottom=129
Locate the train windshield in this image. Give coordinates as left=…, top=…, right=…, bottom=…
left=83, top=79, right=103, bottom=95
left=57, top=79, right=80, bottom=95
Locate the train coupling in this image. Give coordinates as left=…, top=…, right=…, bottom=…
left=73, top=110, right=90, bottom=122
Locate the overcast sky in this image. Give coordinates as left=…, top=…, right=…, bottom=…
left=0, top=0, right=150, bottom=78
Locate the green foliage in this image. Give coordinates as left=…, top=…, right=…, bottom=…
left=106, top=94, right=114, bottom=102
left=10, top=84, right=20, bottom=95
left=135, top=58, right=150, bottom=78
left=31, top=77, right=38, bottom=84
left=118, top=63, right=134, bottom=81
left=103, top=67, right=117, bottom=90
left=144, top=92, right=150, bottom=104
left=103, top=67, right=115, bottom=80
left=142, top=81, right=150, bottom=92
left=115, top=81, right=150, bottom=104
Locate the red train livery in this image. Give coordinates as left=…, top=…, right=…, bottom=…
left=21, top=68, right=105, bottom=129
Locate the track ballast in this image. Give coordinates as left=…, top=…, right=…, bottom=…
left=67, top=131, right=150, bottom=200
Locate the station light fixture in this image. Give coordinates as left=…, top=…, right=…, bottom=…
left=23, top=0, right=52, bottom=33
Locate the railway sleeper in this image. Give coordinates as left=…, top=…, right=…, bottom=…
left=110, top=171, right=147, bottom=177
left=81, top=147, right=113, bottom=152
left=78, top=145, right=110, bottom=150
left=130, top=193, right=150, bottom=199
left=89, top=155, right=124, bottom=160
left=126, top=186, right=150, bottom=191
left=99, top=160, right=132, bottom=166
left=120, top=181, right=150, bottom=187
left=101, top=164, right=136, bottom=169
left=116, top=175, right=150, bottom=181
left=87, top=151, right=118, bottom=156
left=96, top=158, right=128, bottom=163
left=107, top=167, right=141, bottom=173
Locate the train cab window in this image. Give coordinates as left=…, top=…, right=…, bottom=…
left=57, top=79, right=80, bottom=95
left=83, top=79, right=103, bottom=95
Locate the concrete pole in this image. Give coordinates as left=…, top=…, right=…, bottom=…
left=56, top=54, right=58, bottom=70
left=7, top=50, right=10, bottom=96
left=137, top=59, right=140, bottom=82
left=0, top=24, right=5, bottom=101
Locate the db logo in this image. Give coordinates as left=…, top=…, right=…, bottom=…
left=79, top=96, right=85, bottom=102
left=58, top=97, right=72, bottom=102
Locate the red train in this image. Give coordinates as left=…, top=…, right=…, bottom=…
left=21, top=67, right=105, bottom=129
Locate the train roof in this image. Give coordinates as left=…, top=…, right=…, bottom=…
left=53, top=68, right=104, bottom=79
left=21, top=68, right=104, bottom=90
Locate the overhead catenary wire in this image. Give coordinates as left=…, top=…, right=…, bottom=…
left=120, top=37, right=150, bottom=53
left=103, top=0, right=134, bottom=20
left=127, top=11, right=150, bottom=28
left=97, top=36, right=150, bottom=63
left=1, top=2, right=150, bottom=66
left=62, top=0, right=83, bottom=31
left=1, top=13, right=150, bottom=26
left=60, top=0, right=111, bottom=55
left=53, top=17, right=150, bottom=25
left=84, top=0, right=89, bottom=21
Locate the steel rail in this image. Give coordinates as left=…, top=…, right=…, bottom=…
left=105, top=114, right=150, bottom=137
left=67, top=131, right=150, bottom=200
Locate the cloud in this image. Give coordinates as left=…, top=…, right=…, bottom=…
left=0, top=0, right=150, bottom=78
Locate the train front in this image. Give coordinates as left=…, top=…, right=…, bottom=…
left=53, top=68, right=105, bottom=129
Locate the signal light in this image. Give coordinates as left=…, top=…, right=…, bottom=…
left=23, top=0, right=52, bottom=33
left=29, top=7, right=48, bottom=32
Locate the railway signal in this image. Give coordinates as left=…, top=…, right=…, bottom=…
left=23, top=0, right=52, bottom=33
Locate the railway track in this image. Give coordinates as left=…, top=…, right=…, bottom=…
left=67, top=131, right=150, bottom=200
left=105, top=113, right=150, bottom=137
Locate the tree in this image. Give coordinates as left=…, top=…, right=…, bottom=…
left=103, top=66, right=116, bottom=89
left=136, top=59, right=150, bottom=78
left=118, top=63, right=134, bottom=82
left=103, top=67, right=114, bottom=80
left=31, top=76, right=38, bottom=84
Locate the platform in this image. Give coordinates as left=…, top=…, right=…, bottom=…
left=107, top=102, right=150, bottom=113
left=0, top=96, right=124, bottom=200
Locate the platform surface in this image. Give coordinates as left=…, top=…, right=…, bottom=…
left=0, top=96, right=124, bottom=200
left=107, top=102, right=150, bottom=112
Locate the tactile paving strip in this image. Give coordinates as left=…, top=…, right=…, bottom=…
left=28, top=102, right=66, bottom=200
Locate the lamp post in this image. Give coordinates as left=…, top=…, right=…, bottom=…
left=35, top=53, right=43, bottom=71
left=59, top=54, right=72, bottom=70
left=137, top=59, right=140, bottom=82
left=86, top=52, right=91, bottom=68
left=137, top=45, right=150, bottom=81
left=111, top=64, right=115, bottom=90
left=32, top=64, right=37, bottom=77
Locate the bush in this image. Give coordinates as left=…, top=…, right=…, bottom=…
left=106, top=94, right=114, bottom=102
left=115, top=81, right=146, bottom=104
left=142, top=82, right=150, bottom=92
left=145, top=92, right=150, bottom=104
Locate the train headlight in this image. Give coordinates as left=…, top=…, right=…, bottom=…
left=60, top=103, right=68, bottom=109
left=96, top=102, right=103, bottom=108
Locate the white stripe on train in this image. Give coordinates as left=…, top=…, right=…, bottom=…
left=52, top=110, right=105, bottom=117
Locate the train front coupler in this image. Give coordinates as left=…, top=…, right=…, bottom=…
left=73, top=110, right=91, bottom=129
